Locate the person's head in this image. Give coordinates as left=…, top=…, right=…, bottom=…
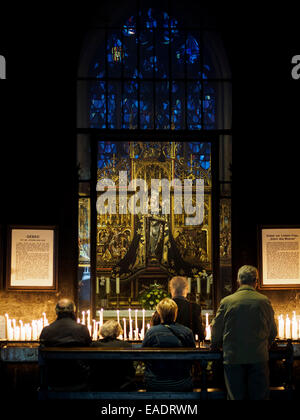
left=100, top=320, right=123, bottom=340
left=169, top=276, right=188, bottom=298
left=237, top=265, right=258, bottom=287
left=156, top=298, right=178, bottom=324
left=150, top=310, right=161, bottom=326
left=55, top=298, right=76, bottom=319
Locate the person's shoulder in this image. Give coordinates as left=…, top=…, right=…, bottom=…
left=174, top=322, right=193, bottom=335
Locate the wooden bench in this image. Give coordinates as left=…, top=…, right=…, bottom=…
left=38, top=342, right=294, bottom=400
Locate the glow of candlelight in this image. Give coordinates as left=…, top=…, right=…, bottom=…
left=285, top=315, right=291, bottom=339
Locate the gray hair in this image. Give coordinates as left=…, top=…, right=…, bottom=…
left=237, top=265, right=258, bottom=285
left=169, top=276, right=188, bottom=296
left=100, top=320, right=123, bottom=339
left=55, top=299, right=76, bottom=315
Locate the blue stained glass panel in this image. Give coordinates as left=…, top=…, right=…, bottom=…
left=123, top=81, right=138, bottom=129
left=187, top=142, right=211, bottom=170
left=89, top=81, right=106, bottom=128
left=171, top=81, right=185, bottom=129
left=187, top=81, right=202, bottom=130
left=97, top=141, right=118, bottom=169
left=203, top=83, right=216, bottom=130
left=139, top=29, right=154, bottom=78
left=107, top=30, right=123, bottom=78
left=86, top=8, right=217, bottom=130
left=107, top=82, right=122, bottom=129
left=156, top=82, right=170, bottom=129
left=140, top=82, right=154, bottom=129
left=155, top=30, right=169, bottom=79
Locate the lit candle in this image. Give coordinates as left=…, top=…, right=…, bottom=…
left=135, top=309, right=138, bottom=332
left=20, top=321, right=26, bottom=341
left=292, top=311, right=297, bottom=340
left=99, top=308, right=104, bottom=327
left=142, top=309, right=145, bottom=334
left=129, top=318, right=133, bottom=340
left=87, top=310, right=91, bottom=328
left=32, top=321, right=38, bottom=341
left=123, top=318, right=127, bottom=340
left=187, top=277, right=191, bottom=293
left=106, top=277, right=110, bottom=295
left=196, top=277, right=201, bottom=294
left=205, top=313, right=211, bottom=340
left=92, top=320, right=97, bottom=341
left=147, top=323, right=150, bottom=330
left=14, top=326, right=20, bottom=341
left=116, top=277, right=120, bottom=295
left=25, top=324, right=32, bottom=341
left=278, top=314, right=284, bottom=339
left=285, top=314, right=291, bottom=339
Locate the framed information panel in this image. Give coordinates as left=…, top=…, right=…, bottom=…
left=6, top=226, right=58, bottom=291
left=258, top=225, right=300, bottom=290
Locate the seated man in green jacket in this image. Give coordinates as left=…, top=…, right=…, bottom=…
left=211, top=265, right=277, bottom=400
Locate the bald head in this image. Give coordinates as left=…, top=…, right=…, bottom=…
left=55, top=299, right=76, bottom=316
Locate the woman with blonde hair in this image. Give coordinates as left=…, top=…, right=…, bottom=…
left=142, top=298, right=195, bottom=391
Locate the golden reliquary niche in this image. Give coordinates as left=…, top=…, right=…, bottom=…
left=85, top=141, right=215, bottom=312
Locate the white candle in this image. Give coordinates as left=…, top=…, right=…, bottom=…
left=187, top=277, right=191, bottom=293
left=14, top=326, right=20, bottom=341
left=87, top=310, right=91, bottom=328
left=205, top=324, right=211, bottom=340
left=32, top=321, right=38, bottom=341
left=285, top=314, right=291, bottom=339
left=292, top=312, right=297, bottom=340
left=20, top=321, right=26, bottom=341
left=278, top=315, right=284, bottom=339
left=135, top=309, right=138, bottom=332
left=123, top=318, right=127, bottom=340
left=82, top=311, right=85, bottom=325
left=196, top=277, right=201, bottom=294
left=116, top=277, right=120, bottom=295
left=117, top=309, right=120, bottom=325
left=147, top=323, right=150, bottom=330
left=142, top=309, right=145, bottom=334
left=100, top=308, right=104, bottom=327
left=25, top=324, right=32, bottom=341
left=106, top=277, right=110, bottom=295
left=129, top=318, right=133, bottom=340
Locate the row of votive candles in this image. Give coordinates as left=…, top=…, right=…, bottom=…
left=80, top=309, right=212, bottom=341
left=5, top=313, right=49, bottom=341
left=3, top=310, right=212, bottom=342
left=278, top=312, right=300, bottom=340
left=79, top=309, right=148, bottom=341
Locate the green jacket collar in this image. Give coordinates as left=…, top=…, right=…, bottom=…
left=236, top=284, right=256, bottom=292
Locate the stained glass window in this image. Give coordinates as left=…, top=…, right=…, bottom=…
left=85, top=8, right=218, bottom=130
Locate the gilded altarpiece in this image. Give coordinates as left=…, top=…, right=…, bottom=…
left=95, top=141, right=212, bottom=308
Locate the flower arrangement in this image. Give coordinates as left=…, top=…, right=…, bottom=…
left=138, top=282, right=170, bottom=310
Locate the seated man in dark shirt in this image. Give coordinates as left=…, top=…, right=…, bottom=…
left=142, top=298, right=195, bottom=391
left=39, top=299, right=91, bottom=391
left=89, top=320, right=136, bottom=391
left=170, top=276, right=205, bottom=341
